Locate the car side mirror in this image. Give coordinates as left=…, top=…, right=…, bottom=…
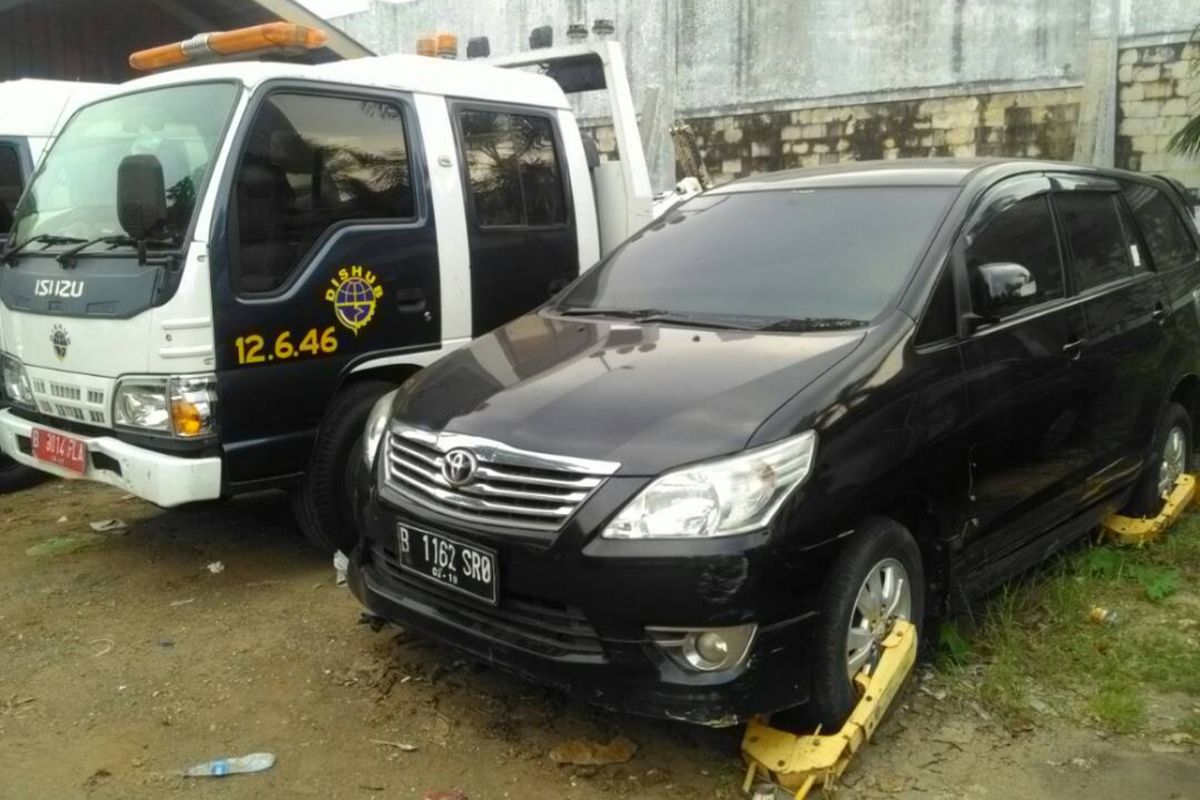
left=973, top=262, right=1037, bottom=323
left=117, top=154, right=167, bottom=239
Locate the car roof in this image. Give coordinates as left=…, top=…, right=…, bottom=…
left=711, top=158, right=1160, bottom=193
left=106, top=54, right=569, bottom=110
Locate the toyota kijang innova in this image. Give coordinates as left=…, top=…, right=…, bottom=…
left=347, top=159, right=1200, bottom=727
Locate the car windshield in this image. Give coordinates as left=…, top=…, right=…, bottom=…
left=557, top=186, right=957, bottom=328
left=9, top=82, right=239, bottom=251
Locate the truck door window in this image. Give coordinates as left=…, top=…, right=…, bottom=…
left=1056, top=193, right=1136, bottom=291
left=0, top=143, right=24, bottom=234
left=1121, top=183, right=1200, bottom=272
left=964, top=194, right=1064, bottom=318
left=458, top=109, right=565, bottom=228
left=233, top=93, right=414, bottom=294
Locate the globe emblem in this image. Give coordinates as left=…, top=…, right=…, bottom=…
left=333, top=276, right=377, bottom=333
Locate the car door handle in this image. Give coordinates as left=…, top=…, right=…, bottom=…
left=1061, top=337, right=1087, bottom=357
left=1152, top=303, right=1168, bottom=322
left=395, top=288, right=427, bottom=314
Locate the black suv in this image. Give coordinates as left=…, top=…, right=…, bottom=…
left=348, top=160, right=1200, bottom=727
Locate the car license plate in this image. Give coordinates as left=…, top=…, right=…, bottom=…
left=30, top=427, right=87, bottom=474
left=397, top=524, right=498, bottom=605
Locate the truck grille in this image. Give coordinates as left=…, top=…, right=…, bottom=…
left=29, top=374, right=109, bottom=426
left=383, top=425, right=620, bottom=533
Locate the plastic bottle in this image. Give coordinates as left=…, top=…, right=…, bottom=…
left=183, top=752, right=275, bottom=777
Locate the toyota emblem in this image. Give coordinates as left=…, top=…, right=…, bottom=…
left=441, top=448, right=478, bottom=486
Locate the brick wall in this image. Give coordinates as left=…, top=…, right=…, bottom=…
left=1116, top=42, right=1200, bottom=191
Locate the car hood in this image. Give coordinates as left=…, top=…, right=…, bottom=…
left=393, top=313, right=866, bottom=475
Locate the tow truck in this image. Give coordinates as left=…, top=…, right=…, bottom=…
left=0, top=22, right=669, bottom=550
left=1, top=78, right=110, bottom=492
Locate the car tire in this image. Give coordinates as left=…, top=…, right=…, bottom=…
left=0, top=455, right=45, bottom=494
left=1123, top=401, right=1193, bottom=518
left=806, top=516, right=925, bottom=730
left=292, top=380, right=395, bottom=554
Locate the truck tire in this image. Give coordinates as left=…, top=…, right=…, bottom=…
left=0, top=455, right=44, bottom=493
left=1123, top=401, right=1192, bottom=518
left=806, top=516, right=925, bottom=730
left=292, top=380, right=395, bottom=554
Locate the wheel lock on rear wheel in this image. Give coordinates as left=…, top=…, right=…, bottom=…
left=1103, top=472, right=1198, bottom=546
left=740, top=619, right=918, bottom=800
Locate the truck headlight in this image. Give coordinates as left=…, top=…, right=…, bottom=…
left=602, top=431, right=816, bottom=539
left=114, top=374, right=217, bottom=438
left=363, top=390, right=399, bottom=468
left=1, top=354, right=34, bottom=409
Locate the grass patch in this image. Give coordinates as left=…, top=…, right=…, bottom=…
left=939, top=514, right=1200, bottom=735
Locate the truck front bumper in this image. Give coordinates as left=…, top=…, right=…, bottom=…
left=0, top=409, right=221, bottom=507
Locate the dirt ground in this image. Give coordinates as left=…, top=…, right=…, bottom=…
left=1, top=480, right=1197, bottom=800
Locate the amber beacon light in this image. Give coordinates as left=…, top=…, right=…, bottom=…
left=129, top=23, right=328, bottom=71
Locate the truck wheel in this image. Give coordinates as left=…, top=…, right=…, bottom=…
left=806, top=517, right=925, bottom=730
left=292, top=380, right=395, bottom=554
left=1124, top=402, right=1192, bottom=518
left=0, top=455, right=45, bottom=493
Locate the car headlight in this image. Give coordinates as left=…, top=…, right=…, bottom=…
left=1, top=354, right=34, bottom=409
left=602, top=430, right=816, bottom=539
left=363, top=389, right=399, bottom=468
left=113, top=374, right=217, bottom=438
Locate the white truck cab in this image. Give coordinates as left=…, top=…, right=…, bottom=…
left=0, top=25, right=657, bottom=550
left=0, top=78, right=110, bottom=492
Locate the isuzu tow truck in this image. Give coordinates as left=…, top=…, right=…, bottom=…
left=0, top=22, right=664, bottom=550
left=1, top=78, right=110, bottom=491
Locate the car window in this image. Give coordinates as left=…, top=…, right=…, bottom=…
left=964, top=194, right=1064, bottom=318
left=458, top=109, right=565, bottom=228
left=0, top=142, right=21, bottom=234
left=1122, top=182, right=1200, bottom=272
left=233, top=93, right=414, bottom=294
left=558, top=187, right=956, bottom=325
left=915, top=264, right=958, bottom=345
left=1056, top=192, right=1135, bottom=291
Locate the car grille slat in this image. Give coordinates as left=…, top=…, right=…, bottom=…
left=383, top=425, right=619, bottom=533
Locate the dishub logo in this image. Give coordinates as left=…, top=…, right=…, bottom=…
left=50, top=324, right=71, bottom=361
left=325, top=265, right=383, bottom=335
left=441, top=449, right=478, bottom=486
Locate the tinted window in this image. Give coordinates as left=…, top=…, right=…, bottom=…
left=916, top=264, right=958, bottom=344
left=234, top=93, right=414, bottom=294
left=0, top=143, right=21, bottom=234
left=964, top=194, right=1063, bottom=317
left=1123, top=183, right=1200, bottom=272
left=558, top=187, right=955, bottom=324
left=1056, top=192, right=1135, bottom=291
left=459, top=109, right=565, bottom=228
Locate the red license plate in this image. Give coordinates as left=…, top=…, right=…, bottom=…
left=30, top=428, right=88, bottom=474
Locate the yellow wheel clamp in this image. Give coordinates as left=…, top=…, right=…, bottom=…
left=1102, top=474, right=1197, bottom=546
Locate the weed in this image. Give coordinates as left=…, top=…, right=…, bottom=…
left=1089, top=681, right=1146, bottom=733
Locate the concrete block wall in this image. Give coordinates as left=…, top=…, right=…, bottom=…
left=1115, top=42, right=1200, bottom=190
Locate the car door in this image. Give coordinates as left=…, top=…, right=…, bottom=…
left=1050, top=175, right=1171, bottom=501
left=211, top=85, right=440, bottom=483
left=451, top=102, right=578, bottom=337
left=956, top=175, right=1094, bottom=571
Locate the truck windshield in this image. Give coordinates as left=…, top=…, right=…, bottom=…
left=557, top=187, right=956, bottom=329
left=10, top=82, right=239, bottom=251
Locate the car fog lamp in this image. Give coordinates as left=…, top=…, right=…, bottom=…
left=646, top=624, right=757, bottom=673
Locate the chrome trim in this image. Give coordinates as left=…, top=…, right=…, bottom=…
left=382, top=423, right=620, bottom=532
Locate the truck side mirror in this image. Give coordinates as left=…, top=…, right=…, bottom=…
left=117, top=154, right=167, bottom=239
left=973, top=262, right=1037, bottom=322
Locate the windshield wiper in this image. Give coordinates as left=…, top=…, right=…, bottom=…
left=2, top=234, right=88, bottom=266
left=754, top=317, right=869, bottom=332
left=555, top=306, right=668, bottom=319
left=633, top=311, right=763, bottom=331
left=56, top=234, right=180, bottom=267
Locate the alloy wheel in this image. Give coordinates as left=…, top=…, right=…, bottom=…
left=1157, top=425, right=1188, bottom=500
left=846, top=557, right=912, bottom=682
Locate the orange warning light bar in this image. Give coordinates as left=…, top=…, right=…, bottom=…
left=129, top=23, right=328, bottom=72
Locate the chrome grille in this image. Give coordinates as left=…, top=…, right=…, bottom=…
left=383, top=426, right=619, bottom=532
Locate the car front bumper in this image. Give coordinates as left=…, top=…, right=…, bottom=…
left=0, top=408, right=221, bottom=507
left=350, top=476, right=835, bottom=726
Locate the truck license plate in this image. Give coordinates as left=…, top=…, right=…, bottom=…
left=30, top=428, right=87, bottom=474
left=397, top=524, right=498, bottom=605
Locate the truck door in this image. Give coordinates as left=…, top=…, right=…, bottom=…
left=211, top=86, right=439, bottom=485
left=451, top=103, right=577, bottom=336
left=0, top=138, right=32, bottom=246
